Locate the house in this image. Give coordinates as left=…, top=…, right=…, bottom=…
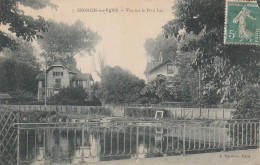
left=36, top=63, right=94, bottom=101
left=145, top=59, right=178, bottom=83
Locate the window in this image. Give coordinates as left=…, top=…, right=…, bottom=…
left=167, top=64, right=174, bottom=74
left=53, top=72, right=64, bottom=76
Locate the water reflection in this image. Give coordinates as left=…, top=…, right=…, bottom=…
left=18, top=123, right=228, bottom=165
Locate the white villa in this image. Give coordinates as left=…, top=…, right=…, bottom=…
left=36, top=63, right=94, bottom=101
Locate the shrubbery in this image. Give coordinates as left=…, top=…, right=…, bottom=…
left=51, top=86, right=89, bottom=105
left=9, top=89, right=37, bottom=104
left=233, top=86, right=260, bottom=119
left=19, top=110, right=57, bottom=123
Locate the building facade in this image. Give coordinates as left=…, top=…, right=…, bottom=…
left=36, top=63, right=94, bottom=101
left=145, top=59, right=178, bottom=83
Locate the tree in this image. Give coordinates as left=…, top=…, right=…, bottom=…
left=9, top=89, right=37, bottom=104
left=0, top=0, right=57, bottom=51
left=0, top=37, right=41, bottom=94
left=53, top=86, right=89, bottom=105
left=141, top=75, right=173, bottom=103
left=163, top=0, right=260, bottom=102
left=144, top=34, right=177, bottom=62
left=0, top=59, right=40, bottom=93
left=91, top=51, right=106, bottom=78
left=143, top=33, right=221, bottom=106
left=233, top=85, right=260, bottom=119
left=98, top=66, right=145, bottom=104
left=38, top=20, right=101, bottom=69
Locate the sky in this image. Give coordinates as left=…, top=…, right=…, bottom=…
left=9, top=0, right=175, bottom=80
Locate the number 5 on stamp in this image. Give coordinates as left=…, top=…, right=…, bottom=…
left=224, top=0, right=260, bottom=45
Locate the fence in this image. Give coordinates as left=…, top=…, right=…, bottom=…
left=0, top=107, right=19, bottom=165
left=1, top=105, right=235, bottom=119
left=118, top=103, right=235, bottom=109
left=123, top=107, right=235, bottom=119
left=14, top=120, right=260, bottom=165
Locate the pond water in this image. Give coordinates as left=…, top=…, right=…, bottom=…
left=18, top=122, right=228, bottom=165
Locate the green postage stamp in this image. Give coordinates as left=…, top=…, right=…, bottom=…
left=225, top=0, right=260, bottom=45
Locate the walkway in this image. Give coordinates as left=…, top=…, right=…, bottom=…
left=57, top=148, right=260, bottom=165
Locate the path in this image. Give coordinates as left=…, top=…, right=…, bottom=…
left=56, top=148, right=260, bottom=165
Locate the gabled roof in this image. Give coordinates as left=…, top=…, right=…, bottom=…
left=148, top=59, right=174, bottom=74
left=36, top=63, right=93, bottom=81
left=145, top=61, right=159, bottom=75
left=47, top=63, right=81, bottom=74
left=72, top=73, right=93, bottom=81
left=36, top=73, right=45, bottom=80
left=46, top=62, right=67, bottom=72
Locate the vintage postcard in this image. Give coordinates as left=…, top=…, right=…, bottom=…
left=0, top=0, right=259, bottom=165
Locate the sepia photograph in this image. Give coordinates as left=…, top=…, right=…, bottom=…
left=0, top=0, right=259, bottom=164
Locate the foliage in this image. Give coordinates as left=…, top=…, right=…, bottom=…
left=19, top=110, right=57, bottom=123
left=144, top=34, right=177, bottom=61
left=91, top=52, right=106, bottom=78
left=9, top=89, right=36, bottom=103
left=0, top=39, right=40, bottom=94
left=52, top=86, right=89, bottom=105
left=38, top=20, right=101, bottom=69
left=233, top=86, right=260, bottom=119
left=176, top=50, right=222, bottom=105
left=98, top=66, right=145, bottom=104
left=141, top=75, right=173, bottom=103
left=0, top=0, right=57, bottom=51
left=163, top=0, right=260, bottom=102
left=143, top=48, right=221, bottom=105
left=1, top=35, right=39, bottom=66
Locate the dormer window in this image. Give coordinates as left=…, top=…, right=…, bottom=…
left=53, top=72, right=64, bottom=76
left=167, top=64, right=174, bottom=74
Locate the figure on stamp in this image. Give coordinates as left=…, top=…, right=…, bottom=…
left=233, top=6, right=256, bottom=41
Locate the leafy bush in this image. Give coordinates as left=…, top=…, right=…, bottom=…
left=99, top=66, right=145, bottom=104
left=52, top=86, right=89, bottom=105
left=19, top=110, right=57, bottom=123
left=233, top=86, right=260, bottom=119
left=9, top=89, right=37, bottom=103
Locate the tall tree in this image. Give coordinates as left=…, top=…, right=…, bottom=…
left=98, top=66, right=145, bottom=104
left=0, top=0, right=57, bottom=51
left=91, top=51, right=106, bottom=78
left=38, top=20, right=101, bottom=69
left=163, top=0, right=260, bottom=102
left=0, top=37, right=40, bottom=93
left=144, top=34, right=177, bottom=62
left=141, top=75, right=174, bottom=103
left=143, top=33, right=222, bottom=105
